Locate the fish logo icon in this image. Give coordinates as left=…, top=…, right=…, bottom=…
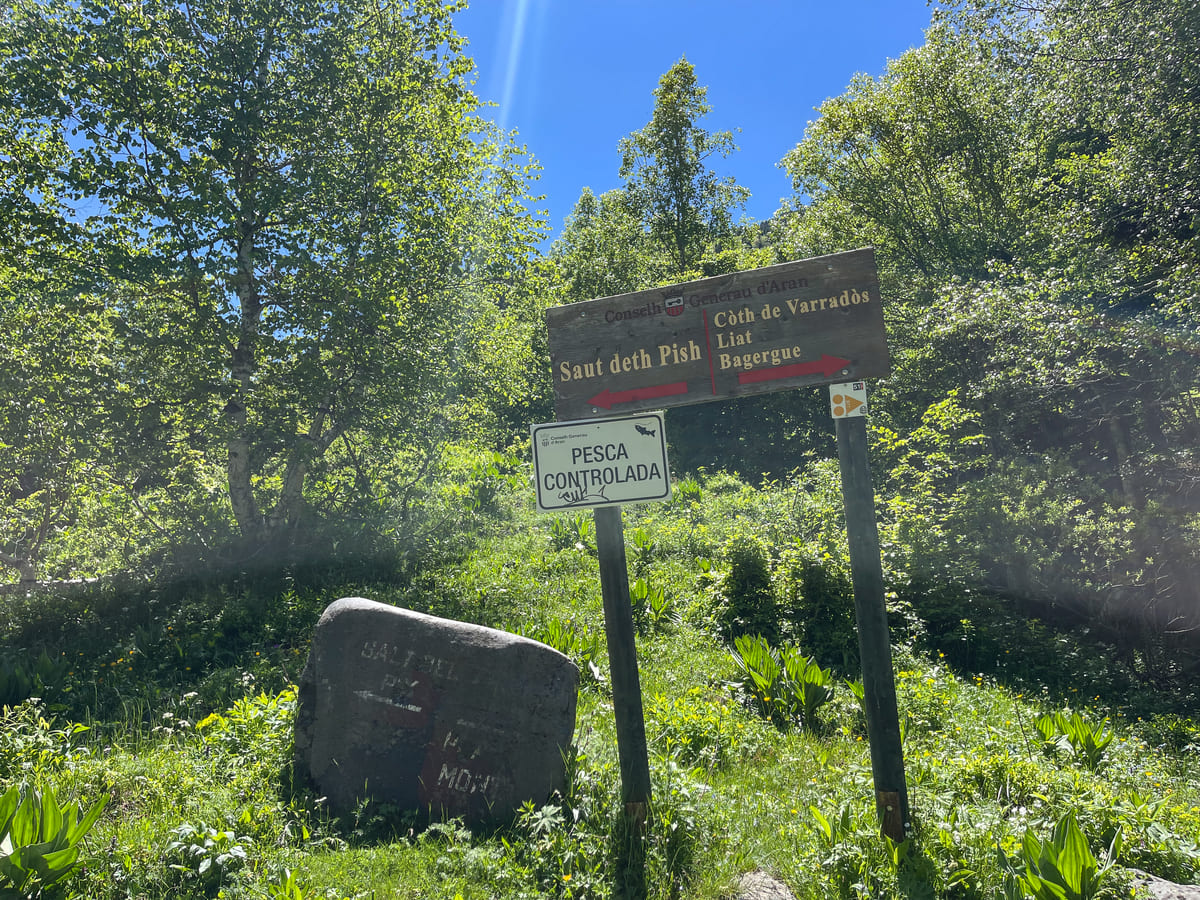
left=665, top=295, right=684, bottom=317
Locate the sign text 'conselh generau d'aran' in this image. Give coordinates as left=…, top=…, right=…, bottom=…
left=545, top=248, right=889, bottom=421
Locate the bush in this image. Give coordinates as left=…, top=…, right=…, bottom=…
left=196, top=686, right=297, bottom=775
left=644, top=687, right=758, bottom=772
left=712, top=534, right=777, bottom=642
left=0, top=700, right=88, bottom=781
left=999, top=810, right=1119, bottom=900
left=164, top=821, right=251, bottom=893
left=727, top=634, right=835, bottom=731
left=777, top=545, right=858, bottom=671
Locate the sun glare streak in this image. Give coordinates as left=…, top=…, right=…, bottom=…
left=497, top=0, right=532, bottom=133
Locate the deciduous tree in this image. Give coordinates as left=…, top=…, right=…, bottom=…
left=0, top=0, right=543, bottom=564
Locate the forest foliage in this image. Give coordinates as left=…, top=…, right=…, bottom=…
left=2, top=0, right=1198, bottom=681
left=2, top=2, right=1200, bottom=897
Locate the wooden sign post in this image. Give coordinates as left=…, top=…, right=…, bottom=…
left=531, top=414, right=668, bottom=897
left=540, top=248, right=909, bottom=846
left=594, top=505, right=653, bottom=818
left=832, top=384, right=909, bottom=841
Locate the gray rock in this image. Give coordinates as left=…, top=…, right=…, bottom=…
left=294, top=597, right=578, bottom=824
left=1130, top=869, right=1200, bottom=900
left=737, top=869, right=796, bottom=900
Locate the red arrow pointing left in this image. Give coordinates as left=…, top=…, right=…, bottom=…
left=737, top=354, right=851, bottom=386
left=588, top=381, right=689, bottom=409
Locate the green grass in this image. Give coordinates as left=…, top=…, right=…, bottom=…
left=3, top=468, right=1199, bottom=898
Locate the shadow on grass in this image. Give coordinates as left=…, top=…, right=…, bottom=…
left=900, top=579, right=1200, bottom=718
left=0, top=540, right=524, bottom=725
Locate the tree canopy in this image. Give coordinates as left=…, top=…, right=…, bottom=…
left=617, top=57, right=749, bottom=279
left=0, top=0, right=544, bottom=577
left=775, top=0, right=1200, bottom=662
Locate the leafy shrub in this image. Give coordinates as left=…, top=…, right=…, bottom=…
left=549, top=514, right=594, bottom=553
left=500, top=749, right=704, bottom=898
left=727, top=634, right=835, bottom=731
left=503, top=752, right=615, bottom=897
left=1105, top=789, right=1200, bottom=885
left=783, top=646, right=837, bottom=730
left=196, top=686, right=297, bottom=774
left=806, top=803, right=878, bottom=898
left=953, top=753, right=1053, bottom=809
left=509, top=798, right=607, bottom=897
left=0, top=650, right=68, bottom=708
left=628, top=526, right=656, bottom=576
left=644, top=687, right=757, bottom=771
left=1035, top=711, right=1114, bottom=772
left=644, top=759, right=702, bottom=895
left=461, top=450, right=523, bottom=514
left=0, top=781, right=108, bottom=897
left=776, top=544, right=858, bottom=670
left=259, top=868, right=323, bottom=899
left=1135, top=713, right=1199, bottom=754
left=511, top=618, right=604, bottom=686
left=999, top=810, right=1119, bottom=900
left=630, top=577, right=679, bottom=635
left=673, top=477, right=702, bottom=506
left=0, top=700, right=88, bottom=780
left=165, top=822, right=251, bottom=893
left=713, top=534, right=777, bottom=642
left=728, top=634, right=782, bottom=722
left=788, top=458, right=847, bottom=549
left=701, top=471, right=745, bottom=495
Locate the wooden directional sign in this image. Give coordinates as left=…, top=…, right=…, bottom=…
left=547, top=248, right=889, bottom=421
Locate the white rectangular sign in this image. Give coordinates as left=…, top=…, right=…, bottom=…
left=532, top=412, right=671, bottom=512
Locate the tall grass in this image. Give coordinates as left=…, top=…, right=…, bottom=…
left=3, top=464, right=1198, bottom=898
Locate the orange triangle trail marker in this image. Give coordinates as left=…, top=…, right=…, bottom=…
left=830, top=381, right=868, bottom=418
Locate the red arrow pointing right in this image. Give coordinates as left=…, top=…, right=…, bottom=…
left=737, top=354, right=851, bottom=385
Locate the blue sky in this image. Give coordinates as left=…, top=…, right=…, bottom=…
left=454, top=1, right=935, bottom=245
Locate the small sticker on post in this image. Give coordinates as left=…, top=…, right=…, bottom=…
left=830, top=382, right=868, bottom=418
